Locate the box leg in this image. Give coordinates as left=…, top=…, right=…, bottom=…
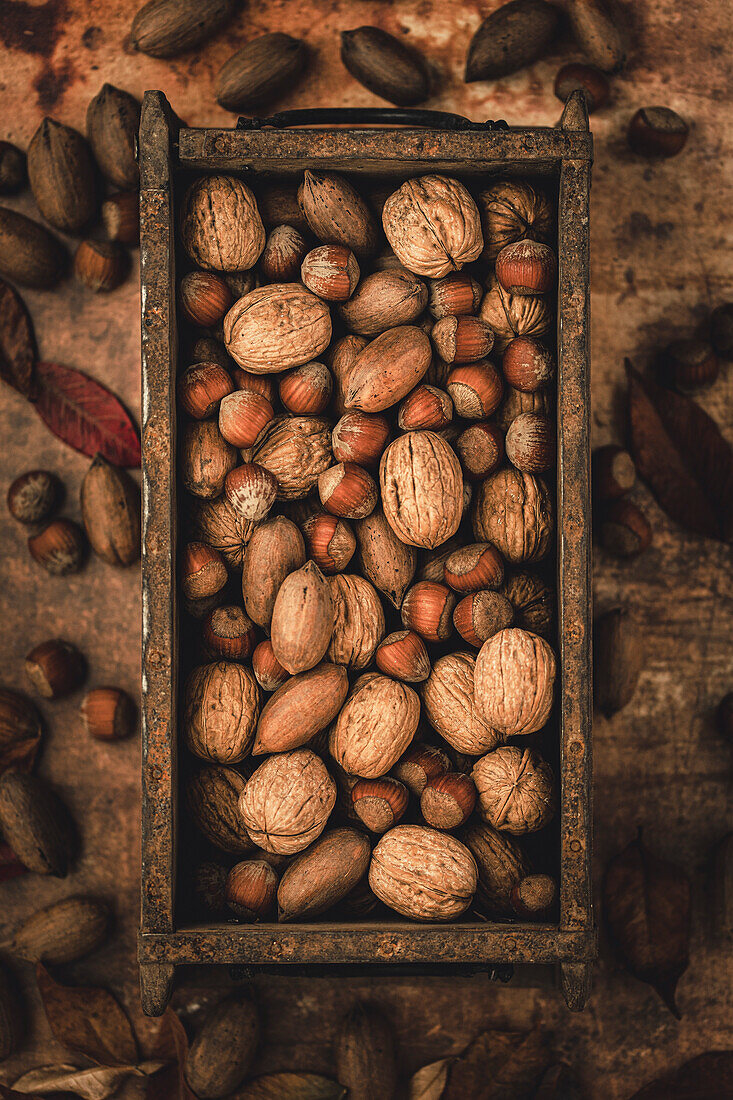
left=140, top=962, right=176, bottom=1016
left=560, top=960, right=592, bottom=1011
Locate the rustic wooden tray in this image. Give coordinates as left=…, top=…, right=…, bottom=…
left=138, top=89, right=595, bottom=1015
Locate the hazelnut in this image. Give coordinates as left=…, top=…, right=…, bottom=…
left=7, top=470, right=61, bottom=525
left=179, top=271, right=233, bottom=327
left=716, top=692, right=733, bottom=744
left=224, top=463, right=277, bottom=522
left=455, top=422, right=504, bottom=480
left=301, top=244, right=360, bottom=301
left=628, top=107, right=688, bottom=158
left=600, top=498, right=652, bottom=557
left=74, top=239, right=128, bottom=292
left=431, top=315, right=495, bottom=364
left=332, top=412, right=390, bottom=467
left=505, top=412, right=556, bottom=473
left=421, top=772, right=476, bottom=829
left=453, top=591, right=514, bottom=648
left=428, top=272, right=482, bottom=319
left=193, top=337, right=233, bottom=371
left=710, top=302, right=733, bottom=359
left=194, top=861, right=227, bottom=915
left=218, top=390, right=274, bottom=449
left=401, top=581, right=457, bottom=643
left=232, top=368, right=277, bottom=404
left=177, top=362, right=234, bottom=419
left=80, top=687, right=136, bottom=740
left=511, top=873, right=556, bottom=917
left=658, top=338, right=719, bottom=393
left=502, top=336, right=554, bottom=392
left=397, top=385, right=453, bottom=431
left=24, top=639, right=86, bottom=699
left=225, top=271, right=256, bottom=299
left=252, top=639, right=289, bottom=692
left=446, top=361, right=503, bottom=419
left=259, top=224, right=309, bottom=283
left=318, top=462, right=377, bottom=520
left=472, top=745, right=555, bottom=834
left=554, top=63, right=610, bottom=113
left=101, top=191, right=139, bottom=244
left=375, top=630, right=430, bottom=683
left=592, top=444, right=636, bottom=502
left=302, top=513, right=356, bottom=574
left=202, top=606, right=257, bottom=661
left=181, top=542, right=228, bottom=600
left=351, top=777, right=409, bottom=833
left=392, top=744, right=451, bottom=795
left=225, top=859, right=278, bottom=920
left=279, top=361, right=333, bottom=415
left=496, top=239, right=556, bottom=296
left=28, top=519, right=86, bottom=575
left=444, top=543, right=504, bottom=593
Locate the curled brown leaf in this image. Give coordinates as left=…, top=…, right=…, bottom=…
left=36, top=964, right=138, bottom=1067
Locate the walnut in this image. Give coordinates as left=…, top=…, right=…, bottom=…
left=369, top=824, right=477, bottom=921
left=500, top=570, right=554, bottom=638
left=183, top=662, right=260, bottom=763
left=479, top=274, right=553, bottom=353
left=329, top=674, right=420, bottom=778
left=327, top=574, right=386, bottom=670
left=380, top=430, right=463, bottom=550
left=251, top=416, right=332, bottom=499
left=223, top=284, right=332, bottom=372
left=472, top=468, right=553, bottom=564
left=474, top=627, right=556, bottom=737
left=382, top=175, right=483, bottom=278
left=238, top=748, right=336, bottom=854
left=494, top=385, right=553, bottom=433
left=180, top=175, right=265, bottom=272
left=190, top=496, right=254, bottom=569
left=477, top=180, right=553, bottom=262
left=186, top=766, right=256, bottom=854
left=462, top=822, right=530, bottom=913
left=421, top=651, right=502, bottom=755
left=472, top=745, right=556, bottom=834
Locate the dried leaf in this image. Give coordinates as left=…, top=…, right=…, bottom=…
left=408, top=1057, right=453, bottom=1099
left=603, top=828, right=691, bottom=1018
left=626, top=362, right=733, bottom=541
left=36, top=964, right=138, bottom=1066
left=0, top=841, right=28, bottom=883
left=13, top=1062, right=163, bottom=1100
left=628, top=1051, right=733, bottom=1099
left=0, top=278, right=37, bottom=398
left=444, top=1030, right=550, bottom=1100
left=34, top=361, right=141, bottom=468
left=145, top=1008, right=196, bottom=1100
left=234, top=1074, right=347, bottom=1100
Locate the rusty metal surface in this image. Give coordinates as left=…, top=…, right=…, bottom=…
left=0, top=0, right=731, bottom=1095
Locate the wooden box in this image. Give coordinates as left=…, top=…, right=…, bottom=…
left=139, top=90, right=594, bottom=1015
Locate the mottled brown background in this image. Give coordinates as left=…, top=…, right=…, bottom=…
left=0, top=1, right=731, bottom=1097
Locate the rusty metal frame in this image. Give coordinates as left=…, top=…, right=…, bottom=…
left=139, top=90, right=594, bottom=1016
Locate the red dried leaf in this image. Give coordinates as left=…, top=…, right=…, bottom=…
left=0, top=279, right=37, bottom=399
left=36, top=964, right=138, bottom=1067
left=34, top=361, right=141, bottom=468
left=444, top=1029, right=549, bottom=1099
left=629, top=1051, right=733, bottom=1098
left=0, top=841, right=28, bottom=883
left=603, top=828, right=691, bottom=1018
left=146, top=1009, right=196, bottom=1100
left=626, top=362, right=733, bottom=541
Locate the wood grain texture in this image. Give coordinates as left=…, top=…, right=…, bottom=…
left=0, top=1, right=731, bottom=1097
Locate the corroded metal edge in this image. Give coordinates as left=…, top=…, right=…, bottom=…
left=140, top=90, right=179, bottom=938
left=139, top=925, right=596, bottom=966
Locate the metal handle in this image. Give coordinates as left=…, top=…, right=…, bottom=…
left=236, top=107, right=508, bottom=132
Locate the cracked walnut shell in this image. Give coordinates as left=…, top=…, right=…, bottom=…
left=472, top=467, right=553, bottom=564
left=382, top=175, right=484, bottom=278
left=329, top=674, right=419, bottom=778
left=472, top=745, right=556, bottom=834
left=421, top=651, right=502, bottom=755
left=479, top=274, right=553, bottom=353
left=251, top=416, right=332, bottom=499
left=380, top=430, right=463, bottom=550
left=369, top=824, right=478, bottom=921
left=474, top=627, right=556, bottom=737
left=184, top=661, right=260, bottom=763
left=238, top=748, right=337, bottom=854
left=477, top=179, right=553, bottom=262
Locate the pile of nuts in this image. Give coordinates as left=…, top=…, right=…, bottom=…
left=177, top=168, right=559, bottom=924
